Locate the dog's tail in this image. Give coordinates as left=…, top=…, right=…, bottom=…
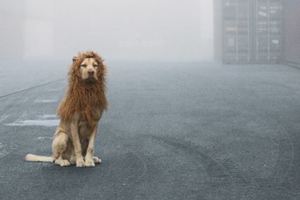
left=25, top=154, right=53, bottom=162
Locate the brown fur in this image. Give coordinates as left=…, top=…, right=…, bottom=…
left=25, top=51, right=107, bottom=167
left=57, top=51, right=108, bottom=127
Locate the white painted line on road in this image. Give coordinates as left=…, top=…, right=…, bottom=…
left=47, top=88, right=62, bottom=92
left=34, top=99, right=57, bottom=103
left=37, top=136, right=53, bottom=141
left=5, top=114, right=59, bottom=127
left=39, top=114, right=57, bottom=119
left=5, top=119, right=59, bottom=127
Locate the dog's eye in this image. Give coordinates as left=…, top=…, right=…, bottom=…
left=93, top=64, right=98, bottom=67
left=80, top=64, right=87, bottom=68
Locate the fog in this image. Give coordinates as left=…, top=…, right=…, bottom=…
left=1, top=0, right=299, bottom=64
left=0, top=0, right=213, bottom=62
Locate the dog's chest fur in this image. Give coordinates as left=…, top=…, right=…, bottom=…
left=78, top=109, right=102, bottom=137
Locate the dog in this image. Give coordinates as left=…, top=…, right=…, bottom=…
left=25, top=51, right=108, bottom=167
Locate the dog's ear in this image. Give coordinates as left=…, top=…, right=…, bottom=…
left=72, top=56, right=78, bottom=63
left=98, top=58, right=104, bottom=65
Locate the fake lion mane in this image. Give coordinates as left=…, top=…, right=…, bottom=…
left=57, top=51, right=108, bottom=126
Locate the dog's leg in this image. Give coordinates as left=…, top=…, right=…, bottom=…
left=69, top=154, right=76, bottom=165
left=52, top=132, right=70, bottom=167
left=54, top=155, right=71, bottom=167
left=70, top=119, right=85, bottom=167
left=84, top=125, right=98, bottom=167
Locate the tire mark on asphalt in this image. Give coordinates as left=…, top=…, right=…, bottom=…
left=272, top=119, right=295, bottom=185
left=142, top=135, right=257, bottom=200
left=0, top=95, right=31, bottom=125
left=0, top=142, right=9, bottom=159
left=149, top=135, right=250, bottom=183
left=0, top=78, right=64, bottom=100
left=148, top=133, right=299, bottom=199
left=0, top=114, right=9, bottom=123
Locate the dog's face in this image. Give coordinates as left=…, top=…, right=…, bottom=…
left=79, top=58, right=99, bottom=82
left=71, top=51, right=105, bottom=84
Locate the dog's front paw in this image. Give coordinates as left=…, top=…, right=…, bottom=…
left=84, top=158, right=95, bottom=167
left=76, top=158, right=85, bottom=167
left=93, top=156, right=102, bottom=164
left=54, top=159, right=71, bottom=167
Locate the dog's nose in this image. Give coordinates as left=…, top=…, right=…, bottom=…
left=88, top=71, right=94, bottom=76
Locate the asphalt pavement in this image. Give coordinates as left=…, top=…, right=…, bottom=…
left=0, top=61, right=299, bottom=200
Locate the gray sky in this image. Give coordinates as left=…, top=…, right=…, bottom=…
left=1, top=0, right=213, bottom=61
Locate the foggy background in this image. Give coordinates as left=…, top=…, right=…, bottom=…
left=1, top=0, right=299, bottom=64
left=1, top=0, right=300, bottom=95
left=0, top=0, right=213, bottom=62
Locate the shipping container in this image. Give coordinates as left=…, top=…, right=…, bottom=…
left=223, top=0, right=252, bottom=64
left=222, top=0, right=282, bottom=64
left=254, top=0, right=282, bottom=63
left=283, top=0, right=300, bottom=66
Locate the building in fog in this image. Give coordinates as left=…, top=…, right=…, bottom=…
left=214, top=0, right=223, bottom=62
left=283, top=0, right=300, bottom=66
left=219, top=0, right=283, bottom=64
